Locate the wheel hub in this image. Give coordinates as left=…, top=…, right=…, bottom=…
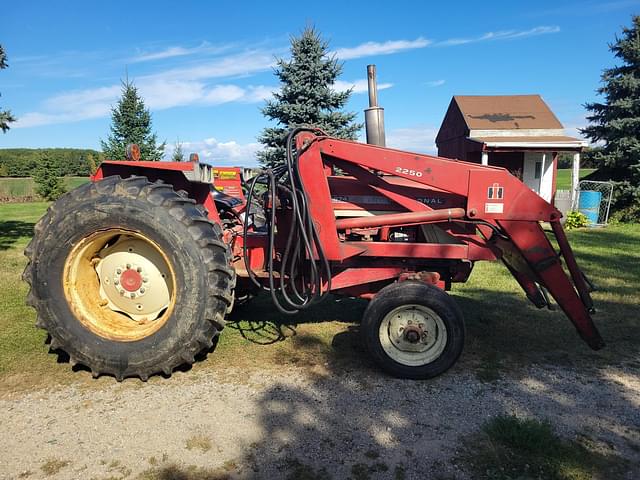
left=378, top=304, right=448, bottom=367
left=403, top=326, right=422, bottom=344
left=119, top=267, right=143, bottom=292
left=95, top=236, right=172, bottom=322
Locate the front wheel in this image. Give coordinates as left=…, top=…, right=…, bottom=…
left=362, top=281, right=465, bottom=379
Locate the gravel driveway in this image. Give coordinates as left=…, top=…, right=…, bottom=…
left=1, top=360, right=639, bottom=480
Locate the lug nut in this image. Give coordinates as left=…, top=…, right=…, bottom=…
left=143, top=278, right=148, bottom=283
left=130, top=292, right=136, bottom=298
left=137, top=267, right=142, bottom=272
left=116, top=268, right=122, bottom=274
left=139, top=288, right=145, bottom=294
left=126, top=263, right=131, bottom=269
left=114, top=279, right=119, bottom=285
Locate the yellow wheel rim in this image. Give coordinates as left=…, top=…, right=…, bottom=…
left=63, top=228, right=177, bottom=342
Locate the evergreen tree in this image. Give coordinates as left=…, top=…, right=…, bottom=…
left=0, top=44, right=16, bottom=133
left=101, top=80, right=164, bottom=161
left=171, top=139, right=185, bottom=162
left=33, top=154, right=66, bottom=201
left=258, top=27, right=363, bottom=167
left=582, top=15, right=640, bottom=216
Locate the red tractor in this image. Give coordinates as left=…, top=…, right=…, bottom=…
left=23, top=128, right=603, bottom=381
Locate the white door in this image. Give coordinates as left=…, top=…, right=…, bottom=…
left=523, top=152, right=553, bottom=202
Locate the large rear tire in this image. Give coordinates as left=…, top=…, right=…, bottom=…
left=23, top=176, right=234, bottom=381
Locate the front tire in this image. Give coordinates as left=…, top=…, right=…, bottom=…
left=23, top=176, right=234, bottom=381
left=362, top=281, right=465, bottom=379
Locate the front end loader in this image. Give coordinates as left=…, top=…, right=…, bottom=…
left=23, top=128, right=603, bottom=381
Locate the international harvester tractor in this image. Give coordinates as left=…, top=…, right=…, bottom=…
left=23, top=70, right=603, bottom=381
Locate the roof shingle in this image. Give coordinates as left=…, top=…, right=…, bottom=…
left=454, top=94, right=564, bottom=130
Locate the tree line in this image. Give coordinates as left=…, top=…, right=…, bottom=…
left=0, top=148, right=100, bottom=177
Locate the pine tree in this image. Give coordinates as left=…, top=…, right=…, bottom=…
left=101, top=80, right=165, bottom=161
left=582, top=15, right=640, bottom=217
left=0, top=44, right=16, bottom=133
left=257, top=27, right=363, bottom=167
left=34, top=154, right=66, bottom=201
left=171, top=139, right=185, bottom=162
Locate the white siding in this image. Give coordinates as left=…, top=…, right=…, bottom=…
left=523, top=152, right=554, bottom=202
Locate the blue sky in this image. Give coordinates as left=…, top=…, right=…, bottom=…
left=1, top=0, right=638, bottom=165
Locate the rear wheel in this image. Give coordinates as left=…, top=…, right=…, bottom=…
left=362, top=281, right=465, bottom=379
left=23, top=176, right=234, bottom=381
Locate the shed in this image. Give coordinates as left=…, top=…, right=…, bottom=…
left=435, top=95, right=586, bottom=203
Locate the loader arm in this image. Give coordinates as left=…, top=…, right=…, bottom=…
left=294, top=133, right=604, bottom=350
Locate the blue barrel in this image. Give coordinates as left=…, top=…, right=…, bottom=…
left=578, top=190, right=602, bottom=224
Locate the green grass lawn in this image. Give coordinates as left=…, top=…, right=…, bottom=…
left=0, top=201, right=638, bottom=390
left=0, top=176, right=88, bottom=201
left=556, top=168, right=596, bottom=191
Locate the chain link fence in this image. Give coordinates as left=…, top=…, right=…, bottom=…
left=574, top=180, right=615, bottom=226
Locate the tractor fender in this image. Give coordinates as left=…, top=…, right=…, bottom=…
left=93, top=161, right=222, bottom=223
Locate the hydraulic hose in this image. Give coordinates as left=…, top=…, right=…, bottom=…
left=242, top=127, right=332, bottom=314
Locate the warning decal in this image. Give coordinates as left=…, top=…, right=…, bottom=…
left=485, top=202, right=504, bottom=214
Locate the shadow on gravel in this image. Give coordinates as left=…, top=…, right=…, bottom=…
left=176, top=284, right=638, bottom=478
left=226, top=294, right=366, bottom=345
left=139, top=354, right=638, bottom=479
left=0, top=220, right=34, bottom=250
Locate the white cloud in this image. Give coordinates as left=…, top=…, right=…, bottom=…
left=135, top=46, right=197, bottom=62
left=144, top=49, right=276, bottom=83
left=15, top=85, right=121, bottom=127
left=43, top=85, right=121, bottom=110
left=241, top=85, right=276, bottom=103
left=385, top=126, right=439, bottom=154
left=333, top=79, right=393, bottom=94
left=129, top=42, right=231, bottom=63
left=436, top=26, right=560, bottom=47
left=333, top=38, right=431, bottom=60
left=14, top=80, right=277, bottom=128
left=425, top=79, right=446, bottom=87
left=139, top=80, right=206, bottom=109
left=15, top=26, right=558, bottom=129
left=330, top=27, right=557, bottom=61
left=166, top=137, right=262, bottom=166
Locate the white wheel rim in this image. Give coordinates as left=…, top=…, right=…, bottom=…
left=63, top=229, right=176, bottom=342
left=95, top=236, right=172, bottom=321
left=379, top=304, right=447, bottom=367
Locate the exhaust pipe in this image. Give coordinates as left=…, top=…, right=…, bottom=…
left=365, top=64, right=386, bottom=147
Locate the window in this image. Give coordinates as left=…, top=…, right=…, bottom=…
left=534, top=161, right=542, bottom=179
